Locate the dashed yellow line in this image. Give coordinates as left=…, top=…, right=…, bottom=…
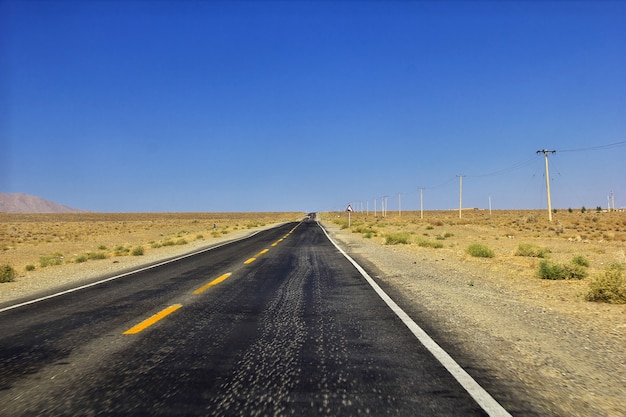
left=193, top=273, right=232, bottom=295
left=123, top=304, right=182, bottom=335
left=255, top=249, right=269, bottom=257
left=244, top=257, right=256, bottom=264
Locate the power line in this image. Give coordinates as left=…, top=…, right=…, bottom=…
left=558, top=140, right=626, bottom=153
left=465, top=155, right=540, bottom=178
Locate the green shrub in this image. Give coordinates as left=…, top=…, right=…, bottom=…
left=537, top=259, right=588, bottom=280
left=175, top=238, right=188, bottom=245
left=88, top=252, right=107, bottom=260
left=0, top=264, right=17, bottom=283
left=515, top=243, right=550, bottom=258
left=466, top=243, right=495, bottom=258
left=585, top=263, right=626, bottom=304
left=416, top=237, right=444, bottom=249
left=25, top=264, right=36, bottom=271
left=385, top=232, right=411, bottom=245
left=114, top=245, right=130, bottom=256
left=571, top=255, right=589, bottom=267
left=353, top=225, right=376, bottom=234
left=40, top=253, right=64, bottom=267
left=131, top=246, right=144, bottom=256
left=75, top=255, right=88, bottom=263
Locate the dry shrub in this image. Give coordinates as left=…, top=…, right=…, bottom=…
left=586, top=263, right=626, bottom=304
left=385, top=232, right=411, bottom=245
left=537, top=259, right=587, bottom=280
left=515, top=243, right=550, bottom=258
left=0, top=264, right=16, bottom=283
left=466, top=243, right=495, bottom=258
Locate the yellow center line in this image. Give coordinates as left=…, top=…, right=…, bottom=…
left=255, top=249, right=269, bottom=257
left=244, top=257, right=256, bottom=264
left=123, top=304, right=182, bottom=335
left=193, top=273, right=232, bottom=294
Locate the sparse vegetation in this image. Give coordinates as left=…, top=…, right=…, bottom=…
left=353, top=225, right=377, bottom=235
left=88, top=252, right=107, bottom=260
left=515, top=243, right=550, bottom=258
left=0, top=264, right=17, bottom=283
left=571, top=255, right=589, bottom=267
left=416, top=237, right=444, bottom=248
left=39, top=253, right=64, bottom=267
left=113, top=245, right=130, bottom=256
left=537, top=258, right=588, bottom=280
left=0, top=212, right=302, bottom=277
left=75, top=255, right=88, bottom=263
left=585, top=263, right=626, bottom=304
left=385, top=232, right=411, bottom=245
left=466, top=243, right=495, bottom=258
left=131, top=246, right=145, bottom=256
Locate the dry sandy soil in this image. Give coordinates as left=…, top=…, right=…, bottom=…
left=0, top=212, right=303, bottom=302
left=1, top=210, right=625, bottom=416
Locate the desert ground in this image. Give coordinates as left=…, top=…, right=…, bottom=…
left=0, top=212, right=304, bottom=301
left=1, top=209, right=625, bottom=416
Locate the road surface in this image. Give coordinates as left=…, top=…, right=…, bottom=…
left=0, top=219, right=511, bottom=416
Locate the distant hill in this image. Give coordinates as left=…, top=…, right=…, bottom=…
left=0, top=193, right=84, bottom=213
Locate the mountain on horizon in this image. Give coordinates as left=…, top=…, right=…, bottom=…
left=0, top=193, right=85, bottom=213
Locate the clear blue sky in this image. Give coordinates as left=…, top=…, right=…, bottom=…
left=1, top=1, right=624, bottom=212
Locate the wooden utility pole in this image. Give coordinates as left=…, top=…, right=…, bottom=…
left=537, top=150, right=556, bottom=221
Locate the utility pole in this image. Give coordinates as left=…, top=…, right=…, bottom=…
left=398, top=193, right=401, bottom=216
left=374, top=198, right=377, bottom=217
left=537, top=149, right=556, bottom=221
left=382, top=196, right=388, bottom=218
left=457, top=175, right=464, bottom=219
left=489, top=195, right=492, bottom=216
left=611, top=190, right=615, bottom=211
left=419, top=187, right=424, bottom=220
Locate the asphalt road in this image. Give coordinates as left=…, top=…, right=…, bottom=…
left=0, top=219, right=509, bottom=416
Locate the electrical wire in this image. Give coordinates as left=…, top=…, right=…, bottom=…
left=558, top=140, right=626, bottom=153
left=465, top=155, right=541, bottom=178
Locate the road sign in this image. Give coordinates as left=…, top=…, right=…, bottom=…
left=346, top=204, right=353, bottom=212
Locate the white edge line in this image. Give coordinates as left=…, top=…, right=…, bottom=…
left=318, top=222, right=512, bottom=417
left=0, top=230, right=264, bottom=314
